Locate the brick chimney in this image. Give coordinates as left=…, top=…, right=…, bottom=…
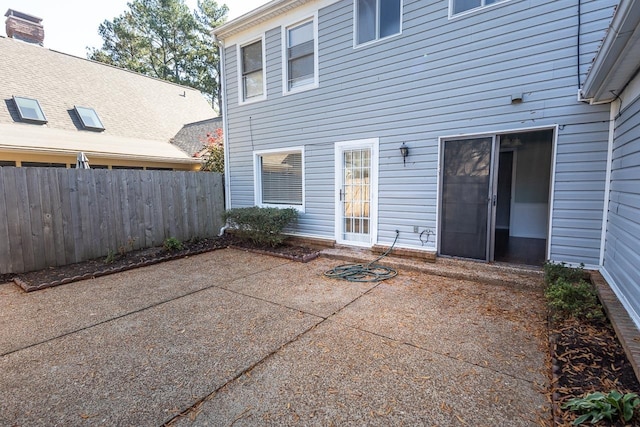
left=5, top=9, right=44, bottom=45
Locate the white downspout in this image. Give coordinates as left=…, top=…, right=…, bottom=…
left=598, top=99, right=618, bottom=266
left=214, top=34, right=232, bottom=236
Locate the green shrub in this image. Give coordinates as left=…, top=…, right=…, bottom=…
left=222, top=207, right=298, bottom=247
left=163, top=237, right=184, bottom=252
left=562, top=391, right=640, bottom=425
left=545, top=277, right=603, bottom=321
left=544, top=261, right=585, bottom=285
left=543, top=261, right=603, bottom=321
left=104, top=249, right=117, bottom=264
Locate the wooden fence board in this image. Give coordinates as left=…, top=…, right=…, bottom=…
left=25, top=168, right=46, bottom=271
left=133, top=172, right=145, bottom=250
left=59, top=170, right=76, bottom=265
left=3, top=169, right=24, bottom=273
left=49, top=170, right=67, bottom=267
left=39, top=169, right=57, bottom=268
left=0, top=169, right=11, bottom=273
left=150, top=172, right=164, bottom=246
left=16, top=169, right=37, bottom=271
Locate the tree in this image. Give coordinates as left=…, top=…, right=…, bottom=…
left=89, top=0, right=228, bottom=112
left=199, top=127, right=224, bottom=173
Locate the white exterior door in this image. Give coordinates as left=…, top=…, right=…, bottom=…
left=335, top=139, right=378, bottom=247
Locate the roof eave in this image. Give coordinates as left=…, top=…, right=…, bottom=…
left=213, top=0, right=309, bottom=39
left=581, top=0, right=640, bottom=102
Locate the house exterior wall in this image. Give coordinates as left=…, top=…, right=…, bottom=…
left=219, top=0, right=617, bottom=265
left=603, top=90, right=640, bottom=325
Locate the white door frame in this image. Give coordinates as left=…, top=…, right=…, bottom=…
left=334, top=138, right=379, bottom=247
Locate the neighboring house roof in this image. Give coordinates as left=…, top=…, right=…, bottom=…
left=172, top=117, right=223, bottom=157
left=581, top=0, right=640, bottom=102
left=0, top=34, right=216, bottom=165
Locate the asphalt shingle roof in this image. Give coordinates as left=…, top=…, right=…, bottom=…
left=0, top=36, right=216, bottom=162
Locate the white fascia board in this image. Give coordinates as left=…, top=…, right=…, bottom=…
left=581, top=0, right=640, bottom=102
left=0, top=124, right=199, bottom=164
left=219, top=0, right=340, bottom=47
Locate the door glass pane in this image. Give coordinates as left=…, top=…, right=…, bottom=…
left=440, top=138, right=492, bottom=260
left=342, top=148, right=371, bottom=243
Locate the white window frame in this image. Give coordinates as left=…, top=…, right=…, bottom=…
left=237, top=35, right=267, bottom=105
left=448, top=0, right=510, bottom=19
left=353, top=0, right=403, bottom=48
left=281, top=14, right=319, bottom=95
left=254, top=147, right=306, bottom=212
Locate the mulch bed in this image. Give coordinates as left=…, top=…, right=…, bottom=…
left=1, top=234, right=319, bottom=292
left=549, top=315, right=640, bottom=426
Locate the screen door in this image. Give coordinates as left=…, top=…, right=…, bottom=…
left=439, top=137, right=493, bottom=260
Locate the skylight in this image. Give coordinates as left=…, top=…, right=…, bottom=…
left=13, top=96, right=47, bottom=124
left=74, top=106, right=105, bottom=131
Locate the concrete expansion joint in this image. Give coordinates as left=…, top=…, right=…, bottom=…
left=165, top=275, right=386, bottom=424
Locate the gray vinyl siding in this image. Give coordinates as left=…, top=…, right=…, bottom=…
left=223, top=0, right=617, bottom=262
left=603, top=94, right=640, bottom=321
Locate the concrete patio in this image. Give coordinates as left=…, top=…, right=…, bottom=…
left=0, top=248, right=549, bottom=426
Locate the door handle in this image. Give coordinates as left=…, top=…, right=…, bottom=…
left=339, top=189, right=343, bottom=201
left=492, top=194, right=497, bottom=206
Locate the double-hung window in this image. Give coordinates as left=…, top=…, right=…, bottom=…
left=284, top=18, right=317, bottom=93
left=355, top=0, right=402, bottom=46
left=450, top=0, right=502, bottom=16
left=255, top=148, right=304, bottom=210
left=239, top=38, right=265, bottom=103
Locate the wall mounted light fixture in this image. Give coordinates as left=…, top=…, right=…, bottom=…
left=400, top=142, right=409, bottom=166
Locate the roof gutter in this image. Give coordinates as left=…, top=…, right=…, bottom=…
left=0, top=145, right=202, bottom=165
left=581, top=0, right=640, bottom=102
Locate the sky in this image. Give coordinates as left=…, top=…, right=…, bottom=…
left=0, top=0, right=270, bottom=57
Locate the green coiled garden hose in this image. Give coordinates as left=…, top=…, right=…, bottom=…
left=323, top=230, right=399, bottom=282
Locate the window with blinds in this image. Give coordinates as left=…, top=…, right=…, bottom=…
left=256, top=150, right=304, bottom=207
left=286, top=20, right=315, bottom=91
left=240, top=39, right=264, bottom=101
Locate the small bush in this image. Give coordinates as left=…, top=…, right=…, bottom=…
left=562, top=391, right=640, bottom=425
left=104, top=249, right=117, bottom=264
left=545, top=277, right=603, bottom=321
left=544, top=261, right=602, bottom=321
left=222, top=207, right=298, bottom=247
left=544, top=261, right=585, bottom=285
left=163, top=237, right=184, bottom=252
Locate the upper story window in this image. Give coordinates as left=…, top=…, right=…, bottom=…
left=451, top=0, right=501, bottom=16
left=13, top=96, right=47, bottom=124
left=74, top=106, right=105, bottom=131
left=238, top=38, right=266, bottom=104
left=355, top=0, right=402, bottom=46
left=283, top=18, right=318, bottom=93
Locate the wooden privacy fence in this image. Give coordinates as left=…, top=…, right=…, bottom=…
left=0, top=167, right=224, bottom=274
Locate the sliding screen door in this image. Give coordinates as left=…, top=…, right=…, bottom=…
left=440, top=137, right=493, bottom=260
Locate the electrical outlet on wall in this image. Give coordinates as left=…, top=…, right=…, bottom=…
left=413, top=226, right=419, bottom=233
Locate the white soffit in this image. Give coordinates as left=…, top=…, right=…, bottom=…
left=582, top=0, right=640, bottom=102
left=0, top=124, right=200, bottom=164
left=214, top=0, right=339, bottom=44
